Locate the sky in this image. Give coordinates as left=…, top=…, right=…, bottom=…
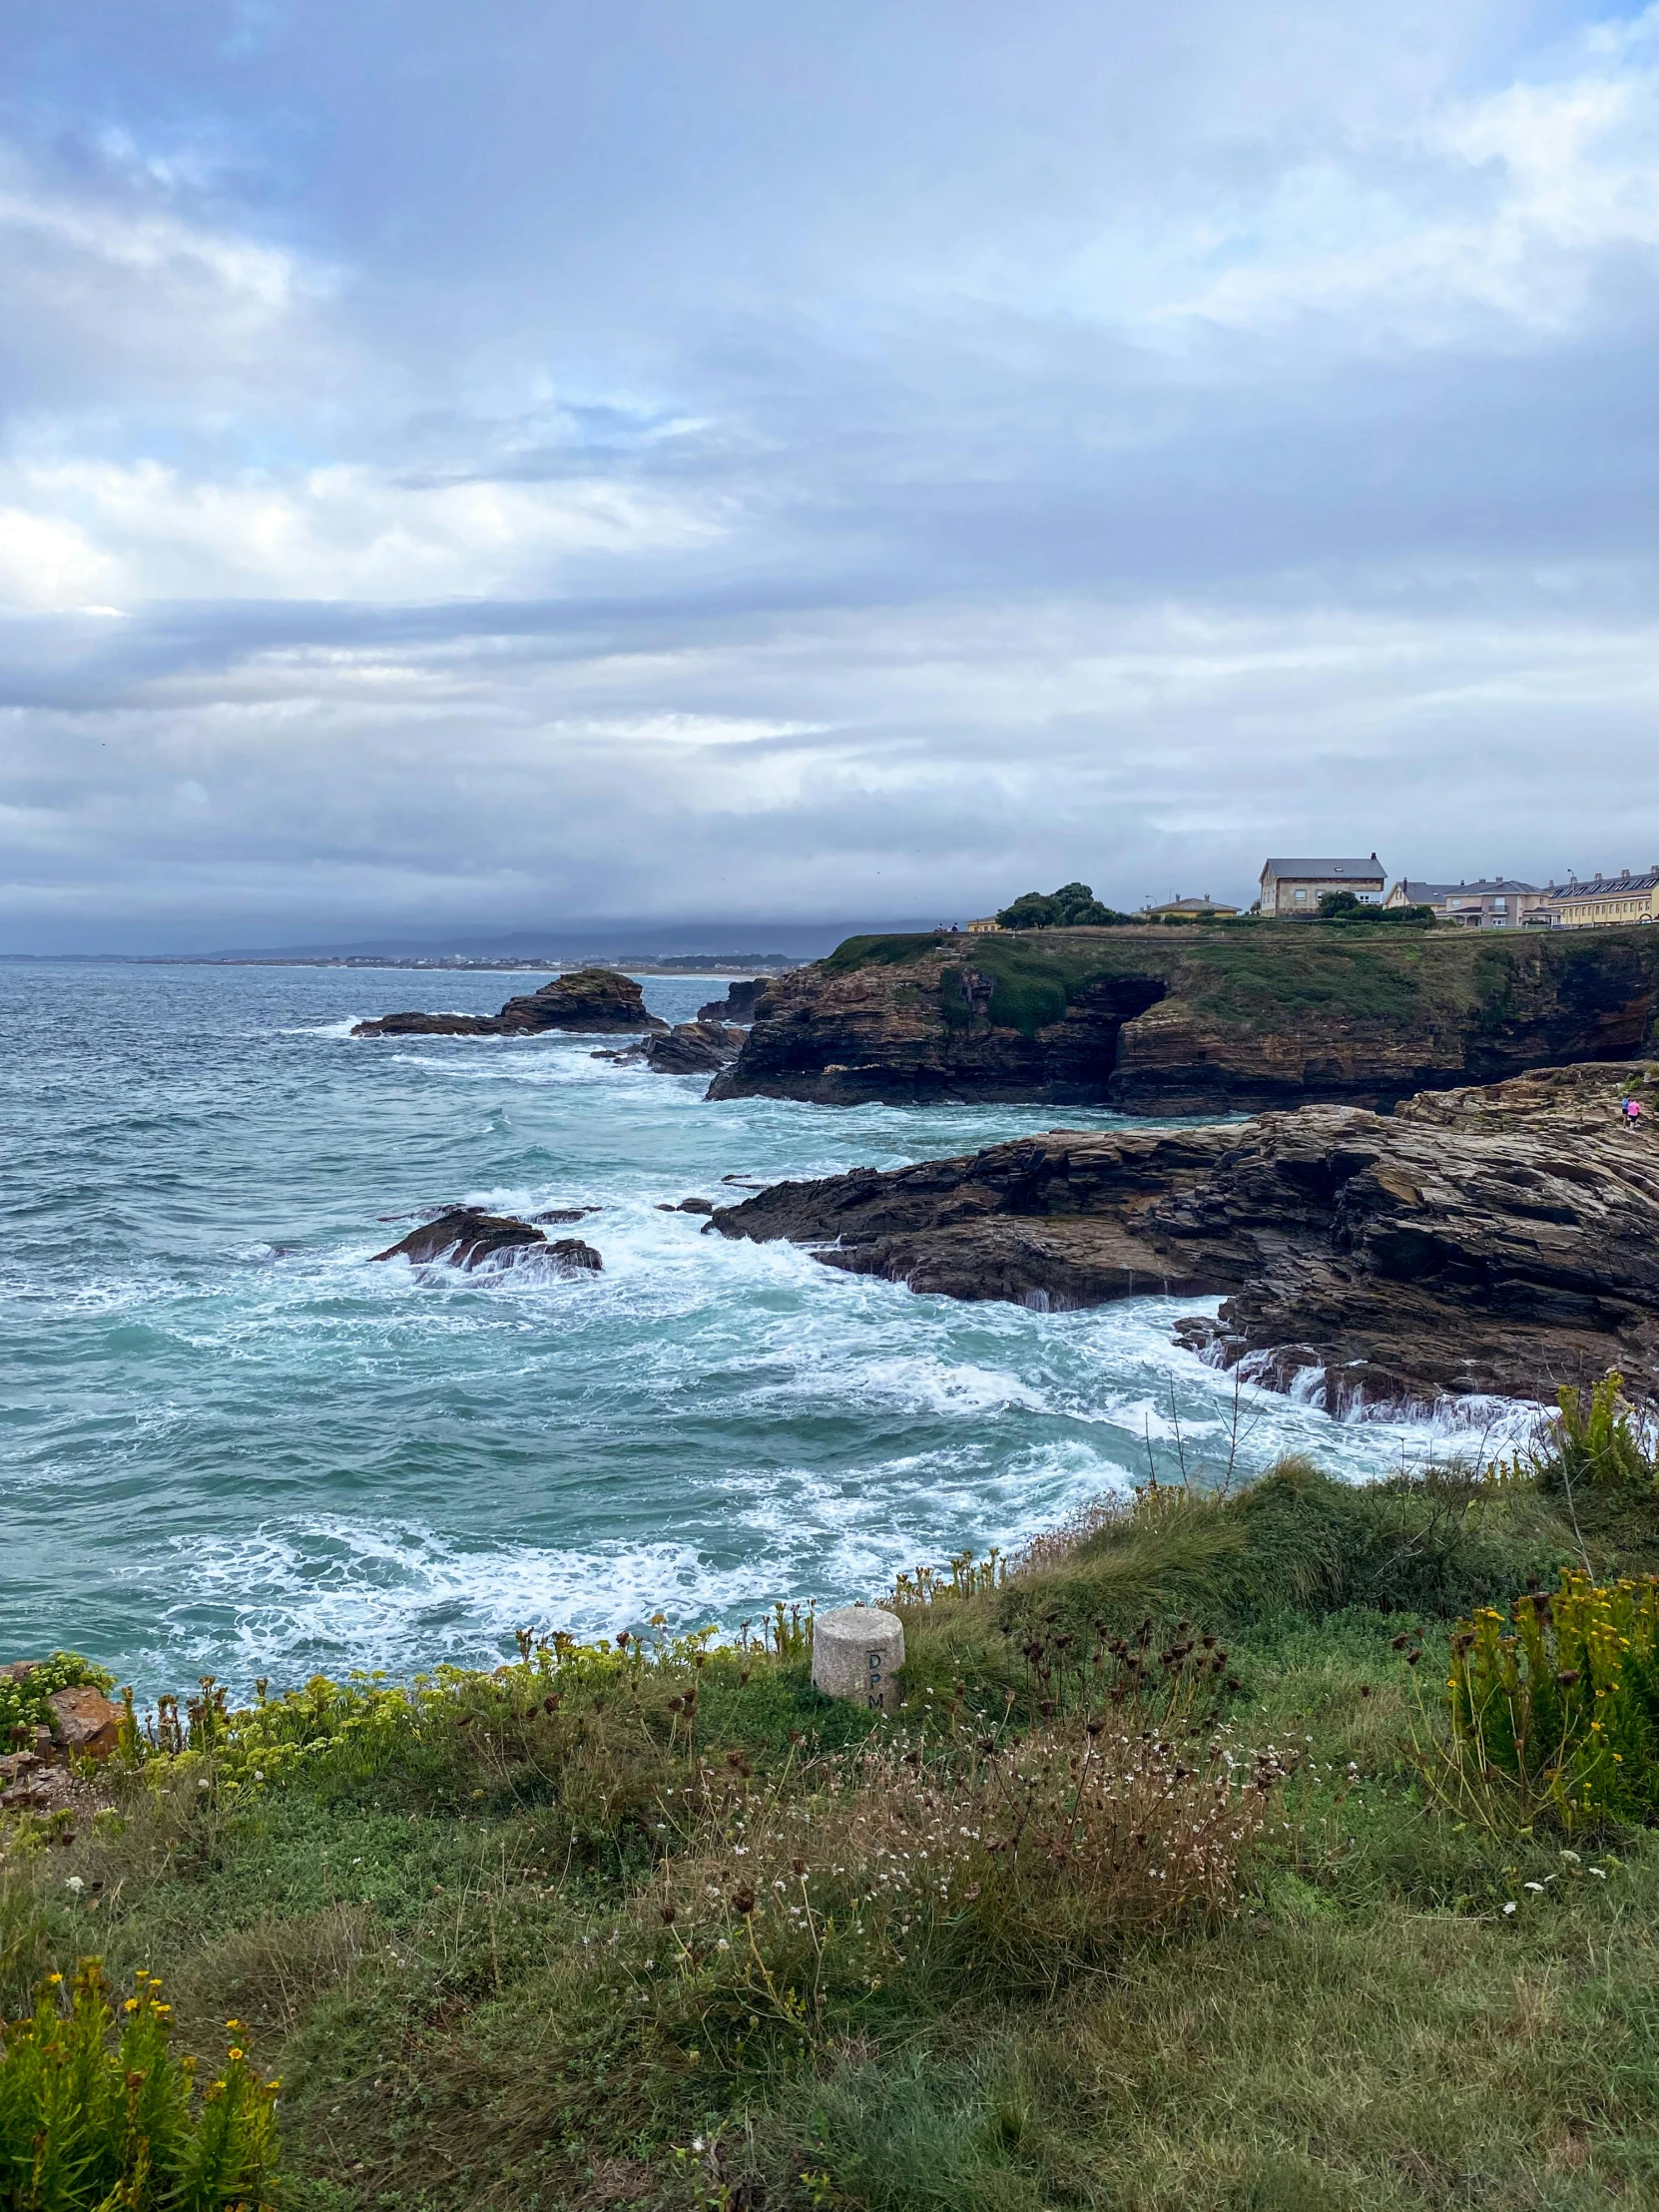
left=3, top=1, right=1659, bottom=951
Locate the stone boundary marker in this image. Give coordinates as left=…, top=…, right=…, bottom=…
left=812, top=1605, right=904, bottom=1713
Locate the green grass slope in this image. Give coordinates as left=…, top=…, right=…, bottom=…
left=7, top=1455, right=1659, bottom=2210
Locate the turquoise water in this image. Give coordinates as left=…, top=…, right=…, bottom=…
left=1, top=962, right=1490, bottom=1696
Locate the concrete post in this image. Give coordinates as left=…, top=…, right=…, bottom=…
left=812, top=1605, right=904, bottom=1713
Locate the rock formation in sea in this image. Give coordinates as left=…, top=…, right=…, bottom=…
left=709, top=1061, right=1659, bottom=1412
left=707, top=925, right=1659, bottom=1114
left=697, top=978, right=770, bottom=1025
left=595, top=1020, right=748, bottom=1073
left=370, top=1207, right=603, bottom=1274
left=352, top=968, right=668, bottom=1039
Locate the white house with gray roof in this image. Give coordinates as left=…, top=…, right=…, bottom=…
left=1384, top=878, right=1548, bottom=927
left=1258, top=854, right=1385, bottom=917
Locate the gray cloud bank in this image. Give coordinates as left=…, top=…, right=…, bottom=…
left=3, top=0, right=1659, bottom=950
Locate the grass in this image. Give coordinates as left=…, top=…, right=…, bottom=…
left=6, top=1465, right=1659, bottom=2209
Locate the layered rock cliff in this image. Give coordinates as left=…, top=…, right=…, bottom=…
left=707, top=925, right=1659, bottom=1114
left=353, top=968, right=667, bottom=1039
left=709, top=1061, right=1659, bottom=1411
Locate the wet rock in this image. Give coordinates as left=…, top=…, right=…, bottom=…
left=697, top=978, right=770, bottom=1025
left=371, top=1207, right=602, bottom=1275
left=597, top=1021, right=746, bottom=1073
left=711, top=1062, right=1659, bottom=1410
left=645, top=1021, right=746, bottom=1073
left=546, top=1238, right=604, bottom=1273
left=530, top=1206, right=601, bottom=1224
left=353, top=968, right=668, bottom=1039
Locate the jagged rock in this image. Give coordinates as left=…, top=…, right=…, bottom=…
left=371, top=1207, right=602, bottom=1275
left=697, top=979, right=770, bottom=1025
left=711, top=1062, right=1659, bottom=1411
left=596, top=1021, right=746, bottom=1073
left=645, top=1021, right=746, bottom=1073
left=47, top=1686, right=124, bottom=1761
left=708, top=926, right=1659, bottom=1114
left=352, top=968, right=668, bottom=1039
left=657, top=1196, right=717, bottom=1214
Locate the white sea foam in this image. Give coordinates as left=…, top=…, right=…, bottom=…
left=2, top=961, right=1547, bottom=1698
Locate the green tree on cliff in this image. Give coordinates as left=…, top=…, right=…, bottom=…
left=995, top=881, right=1135, bottom=929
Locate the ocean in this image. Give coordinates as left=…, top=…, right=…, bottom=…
left=0, top=961, right=1506, bottom=1697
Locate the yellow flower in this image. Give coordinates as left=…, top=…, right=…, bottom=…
left=229, top=2046, right=245, bottom=2060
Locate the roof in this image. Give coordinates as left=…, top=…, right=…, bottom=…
left=1396, top=879, right=1540, bottom=900
left=1261, top=856, right=1383, bottom=878
left=1550, top=868, right=1659, bottom=900
left=1144, top=895, right=1239, bottom=913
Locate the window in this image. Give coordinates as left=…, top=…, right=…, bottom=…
left=1294, top=888, right=1307, bottom=903
left=1492, top=897, right=1506, bottom=911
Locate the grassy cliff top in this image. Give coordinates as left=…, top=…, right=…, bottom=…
left=8, top=1454, right=1659, bottom=2209
left=822, top=921, right=1659, bottom=1034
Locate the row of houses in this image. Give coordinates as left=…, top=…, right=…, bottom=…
left=1255, top=856, right=1659, bottom=929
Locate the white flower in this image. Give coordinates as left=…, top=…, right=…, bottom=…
left=1502, top=1901, right=1517, bottom=1915
left=1588, top=1867, right=1607, bottom=1879
left=64, top=1876, right=85, bottom=1895
left=253, top=1770, right=265, bottom=1782
left=1523, top=1882, right=1545, bottom=1893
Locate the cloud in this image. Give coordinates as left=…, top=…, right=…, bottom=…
left=1, top=1, right=1659, bottom=947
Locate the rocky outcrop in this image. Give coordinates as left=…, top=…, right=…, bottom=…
left=710, top=1062, right=1659, bottom=1411
left=597, top=1020, right=747, bottom=1074
left=697, top=979, right=770, bottom=1025
left=352, top=969, right=668, bottom=1039
left=708, top=926, right=1659, bottom=1114
left=371, top=1208, right=603, bottom=1275
left=47, top=1685, right=125, bottom=1760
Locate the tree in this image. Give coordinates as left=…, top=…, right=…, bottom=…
left=995, top=881, right=1135, bottom=929
left=1317, top=890, right=1436, bottom=925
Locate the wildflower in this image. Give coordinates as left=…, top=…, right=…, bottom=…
left=64, top=1875, right=85, bottom=1894
left=1502, top=1902, right=1517, bottom=1916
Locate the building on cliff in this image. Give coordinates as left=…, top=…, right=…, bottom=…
left=1546, top=868, right=1659, bottom=928
left=1141, top=894, right=1241, bottom=920
left=1258, top=855, right=1385, bottom=916
left=1384, top=878, right=1549, bottom=927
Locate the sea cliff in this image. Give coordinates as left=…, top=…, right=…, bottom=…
left=708, top=923, right=1659, bottom=1113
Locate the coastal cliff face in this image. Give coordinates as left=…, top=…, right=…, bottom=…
left=706, top=926, right=1659, bottom=1114
left=709, top=1061, right=1659, bottom=1411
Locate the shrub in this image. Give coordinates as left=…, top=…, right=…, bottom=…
left=1525, top=1376, right=1657, bottom=1497
left=0, top=1959, right=278, bottom=2209
left=1423, top=1571, right=1659, bottom=1831
left=1316, top=891, right=1436, bottom=925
